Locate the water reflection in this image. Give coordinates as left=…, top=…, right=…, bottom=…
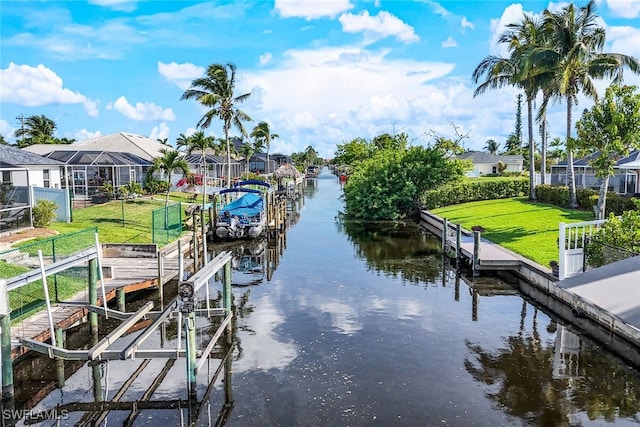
left=10, top=168, right=640, bottom=426
left=338, top=219, right=443, bottom=284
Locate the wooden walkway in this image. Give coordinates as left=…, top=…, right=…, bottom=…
left=11, top=251, right=194, bottom=359
left=421, top=209, right=640, bottom=352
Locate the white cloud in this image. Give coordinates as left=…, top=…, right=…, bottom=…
left=88, top=0, right=137, bottom=12
left=107, top=96, right=176, bottom=121
left=148, top=123, right=171, bottom=141
left=605, top=0, right=640, bottom=18
left=71, top=129, right=102, bottom=142
left=259, top=52, right=273, bottom=66
left=339, top=11, right=419, bottom=44
left=607, top=25, right=640, bottom=58
left=274, top=0, right=353, bottom=20
left=441, top=36, right=457, bottom=48
left=0, top=120, right=15, bottom=141
left=0, top=63, right=97, bottom=118
left=241, top=45, right=463, bottom=157
left=461, top=16, right=474, bottom=30
left=157, top=61, right=204, bottom=90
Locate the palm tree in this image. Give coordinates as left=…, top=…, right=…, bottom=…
left=181, top=63, right=252, bottom=188
left=14, top=115, right=57, bottom=147
left=156, top=138, right=169, bottom=146
left=484, top=139, right=500, bottom=154
left=149, top=148, right=190, bottom=223
left=304, top=145, right=319, bottom=169
left=472, top=14, right=546, bottom=201
left=250, top=121, right=279, bottom=175
left=537, top=0, right=640, bottom=207
left=176, top=133, right=191, bottom=151
left=186, top=131, right=214, bottom=209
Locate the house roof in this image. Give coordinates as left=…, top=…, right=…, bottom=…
left=1, top=145, right=64, bottom=167
left=43, top=150, right=150, bottom=166
left=554, top=150, right=640, bottom=168
left=24, top=132, right=167, bottom=161
left=183, top=153, right=229, bottom=165
left=457, top=151, right=524, bottom=164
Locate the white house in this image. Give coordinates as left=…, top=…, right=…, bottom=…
left=457, top=151, right=525, bottom=177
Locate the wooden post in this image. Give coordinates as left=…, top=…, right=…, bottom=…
left=442, top=218, right=447, bottom=252
left=200, top=208, right=207, bottom=264
left=192, top=227, right=199, bottom=271
left=456, top=224, right=462, bottom=265
left=472, top=289, right=479, bottom=321
left=92, top=361, right=103, bottom=402
left=178, top=240, right=184, bottom=281
left=473, top=231, right=481, bottom=277
left=454, top=271, right=460, bottom=301
left=55, top=327, right=65, bottom=389
left=116, top=288, right=126, bottom=312
left=157, top=251, right=164, bottom=310
left=0, top=280, right=13, bottom=399
left=88, top=258, right=98, bottom=338
left=223, top=260, right=232, bottom=316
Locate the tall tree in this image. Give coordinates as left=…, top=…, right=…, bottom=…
left=473, top=14, right=546, bottom=201
left=484, top=139, right=500, bottom=154
left=186, top=131, right=214, bottom=209
left=181, top=63, right=252, bottom=188
left=149, top=148, right=190, bottom=224
left=575, top=84, right=640, bottom=219
left=514, top=94, right=523, bottom=151
left=14, top=115, right=57, bottom=147
left=176, top=133, right=191, bottom=151
left=538, top=0, right=640, bottom=207
left=156, top=138, right=169, bottom=146
left=250, top=121, right=279, bottom=175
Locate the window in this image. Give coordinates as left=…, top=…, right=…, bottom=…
left=492, top=166, right=497, bottom=174
left=43, top=169, right=50, bottom=188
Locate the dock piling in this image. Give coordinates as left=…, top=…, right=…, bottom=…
left=473, top=231, right=481, bottom=277
left=1, top=279, right=13, bottom=399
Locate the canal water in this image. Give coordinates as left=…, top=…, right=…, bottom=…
left=9, top=168, right=640, bottom=426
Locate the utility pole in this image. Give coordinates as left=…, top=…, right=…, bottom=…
left=15, top=114, right=25, bottom=146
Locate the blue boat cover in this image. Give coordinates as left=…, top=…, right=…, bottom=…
left=219, top=192, right=263, bottom=217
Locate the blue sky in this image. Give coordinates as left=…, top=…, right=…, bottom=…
left=1, top=0, right=639, bottom=158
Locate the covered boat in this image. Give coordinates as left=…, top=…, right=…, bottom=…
left=214, top=181, right=270, bottom=240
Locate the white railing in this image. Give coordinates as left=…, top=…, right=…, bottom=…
left=558, top=219, right=607, bottom=280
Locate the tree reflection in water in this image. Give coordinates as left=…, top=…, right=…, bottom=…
left=338, top=219, right=443, bottom=284
left=464, top=299, right=640, bottom=424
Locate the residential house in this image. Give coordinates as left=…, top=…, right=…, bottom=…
left=550, top=150, right=640, bottom=195
left=0, top=145, right=66, bottom=230
left=457, top=151, right=524, bottom=177
left=24, top=132, right=169, bottom=199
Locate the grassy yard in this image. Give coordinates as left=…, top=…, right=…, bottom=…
left=50, top=193, right=198, bottom=243
left=431, top=197, right=594, bottom=266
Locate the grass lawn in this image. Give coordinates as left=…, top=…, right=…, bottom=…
left=431, top=197, right=594, bottom=266
left=50, top=193, right=199, bottom=243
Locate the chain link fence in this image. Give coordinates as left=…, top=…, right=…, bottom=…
left=152, top=202, right=183, bottom=246
left=0, top=227, right=98, bottom=323
left=583, top=238, right=639, bottom=273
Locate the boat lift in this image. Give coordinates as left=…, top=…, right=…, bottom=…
left=12, top=247, right=234, bottom=401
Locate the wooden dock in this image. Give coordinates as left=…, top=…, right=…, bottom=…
left=420, top=210, right=640, bottom=354
left=10, top=237, right=195, bottom=359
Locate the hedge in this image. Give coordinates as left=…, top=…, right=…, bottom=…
left=536, top=184, right=638, bottom=216
left=421, top=178, right=529, bottom=209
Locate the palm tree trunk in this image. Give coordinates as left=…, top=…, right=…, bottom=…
left=266, top=144, right=270, bottom=175
left=541, top=118, right=547, bottom=185
left=202, top=152, right=207, bottom=210
left=566, top=95, right=578, bottom=208
left=225, top=125, right=231, bottom=189
left=527, top=96, right=536, bottom=200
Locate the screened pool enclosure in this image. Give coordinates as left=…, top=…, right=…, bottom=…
left=43, top=150, right=151, bottom=200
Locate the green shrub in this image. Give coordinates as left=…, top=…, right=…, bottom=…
left=422, top=178, right=528, bottom=209
left=585, top=200, right=640, bottom=268
left=536, top=184, right=637, bottom=216
left=32, top=200, right=58, bottom=228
